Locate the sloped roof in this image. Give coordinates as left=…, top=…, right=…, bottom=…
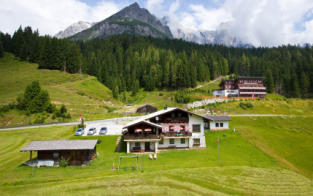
left=137, top=104, right=157, bottom=109
left=20, top=140, right=98, bottom=152
left=123, top=120, right=162, bottom=129
left=205, top=116, right=232, bottom=121
left=124, top=107, right=213, bottom=128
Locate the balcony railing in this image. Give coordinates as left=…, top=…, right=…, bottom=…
left=163, top=131, right=192, bottom=137
left=162, top=117, right=189, bottom=123
left=123, top=134, right=160, bottom=140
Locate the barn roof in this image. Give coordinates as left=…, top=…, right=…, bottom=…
left=137, top=104, right=157, bottom=109
left=20, top=140, right=98, bottom=152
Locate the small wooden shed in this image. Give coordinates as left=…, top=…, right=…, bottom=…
left=136, top=104, right=157, bottom=114
left=20, top=140, right=98, bottom=166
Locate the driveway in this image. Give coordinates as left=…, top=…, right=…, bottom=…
left=82, top=121, right=124, bottom=136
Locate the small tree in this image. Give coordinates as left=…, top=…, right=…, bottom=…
left=59, top=156, right=70, bottom=167
left=60, top=104, right=67, bottom=114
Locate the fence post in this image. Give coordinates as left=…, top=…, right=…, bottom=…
left=163, top=162, right=164, bottom=170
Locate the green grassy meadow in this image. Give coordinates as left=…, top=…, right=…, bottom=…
left=1, top=116, right=313, bottom=195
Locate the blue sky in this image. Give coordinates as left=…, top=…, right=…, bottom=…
left=1, top=0, right=313, bottom=47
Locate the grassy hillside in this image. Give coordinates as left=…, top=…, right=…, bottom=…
left=231, top=116, right=313, bottom=178
left=0, top=53, right=124, bottom=126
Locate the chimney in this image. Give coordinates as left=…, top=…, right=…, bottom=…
left=164, top=105, right=167, bottom=110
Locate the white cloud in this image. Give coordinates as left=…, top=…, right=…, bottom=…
left=182, top=0, right=313, bottom=47
left=0, top=0, right=121, bottom=36
left=145, top=0, right=164, bottom=17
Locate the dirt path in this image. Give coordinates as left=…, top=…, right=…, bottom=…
left=195, top=75, right=228, bottom=89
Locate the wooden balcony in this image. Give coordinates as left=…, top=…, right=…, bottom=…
left=161, top=117, right=189, bottom=123
left=163, top=131, right=192, bottom=137
left=123, top=134, right=161, bottom=140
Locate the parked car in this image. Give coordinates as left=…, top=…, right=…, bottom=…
left=75, top=128, right=85, bottom=136
left=87, top=127, right=96, bottom=135
left=99, top=127, right=107, bottom=135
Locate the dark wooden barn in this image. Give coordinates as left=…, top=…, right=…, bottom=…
left=21, top=140, right=98, bottom=166
left=136, top=104, right=157, bottom=114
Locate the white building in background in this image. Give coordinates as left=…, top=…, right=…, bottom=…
left=123, top=107, right=232, bottom=153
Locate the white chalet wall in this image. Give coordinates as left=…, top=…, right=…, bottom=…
left=189, top=114, right=205, bottom=136
left=158, top=138, right=189, bottom=148
left=209, top=121, right=229, bottom=130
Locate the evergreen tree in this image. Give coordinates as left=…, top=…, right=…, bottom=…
left=300, top=72, right=310, bottom=98
left=290, top=73, right=301, bottom=98
left=265, top=69, right=274, bottom=93
left=66, top=43, right=80, bottom=73
left=0, top=40, right=3, bottom=58
left=132, top=80, right=139, bottom=96
left=19, top=40, right=27, bottom=61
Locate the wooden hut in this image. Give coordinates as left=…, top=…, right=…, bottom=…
left=136, top=104, right=157, bottom=114
left=20, top=140, right=98, bottom=166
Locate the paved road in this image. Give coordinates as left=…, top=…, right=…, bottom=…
left=0, top=116, right=143, bottom=131
left=0, top=114, right=294, bottom=132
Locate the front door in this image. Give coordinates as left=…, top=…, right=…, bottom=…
left=145, top=142, right=150, bottom=151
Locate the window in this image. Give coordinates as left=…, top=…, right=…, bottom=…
left=135, top=142, right=140, bottom=147
left=178, top=113, right=181, bottom=117
left=192, top=125, right=200, bottom=132
left=215, top=123, right=219, bottom=127
left=171, top=113, right=175, bottom=117
left=170, top=139, right=175, bottom=144
left=204, top=122, right=209, bottom=129
left=159, top=138, right=164, bottom=145
left=169, top=125, right=174, bottom=131
left=193, top=139, right=200, bottom=145
left=220, top=123, right=223, bottom=127
left=181, top=138, right=185, bottom=144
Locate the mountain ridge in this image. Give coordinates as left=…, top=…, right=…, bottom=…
left=69, top=2, right=173, bottom=40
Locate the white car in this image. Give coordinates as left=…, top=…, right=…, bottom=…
left=87, top=127, right=96, bottom=135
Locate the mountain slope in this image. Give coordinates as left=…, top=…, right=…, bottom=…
left=54, top=21, right=96, bottom=38
left=70, top=2, right=172, bottom=40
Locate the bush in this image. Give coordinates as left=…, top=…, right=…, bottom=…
left=239, top=102, right=247, bottom=110
left=77, top=91, right=86, bottom=96
left=65, top=113, right=71, bottom=119
left=77, top=124, right=86, bottom=129
left=33, top=116, right=45, bottom=124
left=239, top=102, right=254, bottom=110
left=59, top=156, right=70, bottom=167
left=60, top=104, right=67, bottom=114
left=159, top=93, right=163, bottom=96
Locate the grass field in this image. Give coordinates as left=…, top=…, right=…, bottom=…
left=231, top=116, right=313, bottom=178
left=1, top=115, right=313, bottom=195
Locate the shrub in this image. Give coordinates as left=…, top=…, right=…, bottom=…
left=239, top=102, right=254, bottom=110
left=25, top=109, right=31, bottom=116
left=77, top=91, right=86, bottom=96
left=246, top=102, right=254, bottom=108
left=60, top=104, right=67, bottom=114
left=65, top=113, right=71, bottom=119
left=159, top=93, right=163, bottom=96
left=239, top=102, right=247, bottom=110
left=33, top=116, right=45, bottom=124
left=108, top=107, right=117, bottom=113
left=59, top=156, right=70, bottom=167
